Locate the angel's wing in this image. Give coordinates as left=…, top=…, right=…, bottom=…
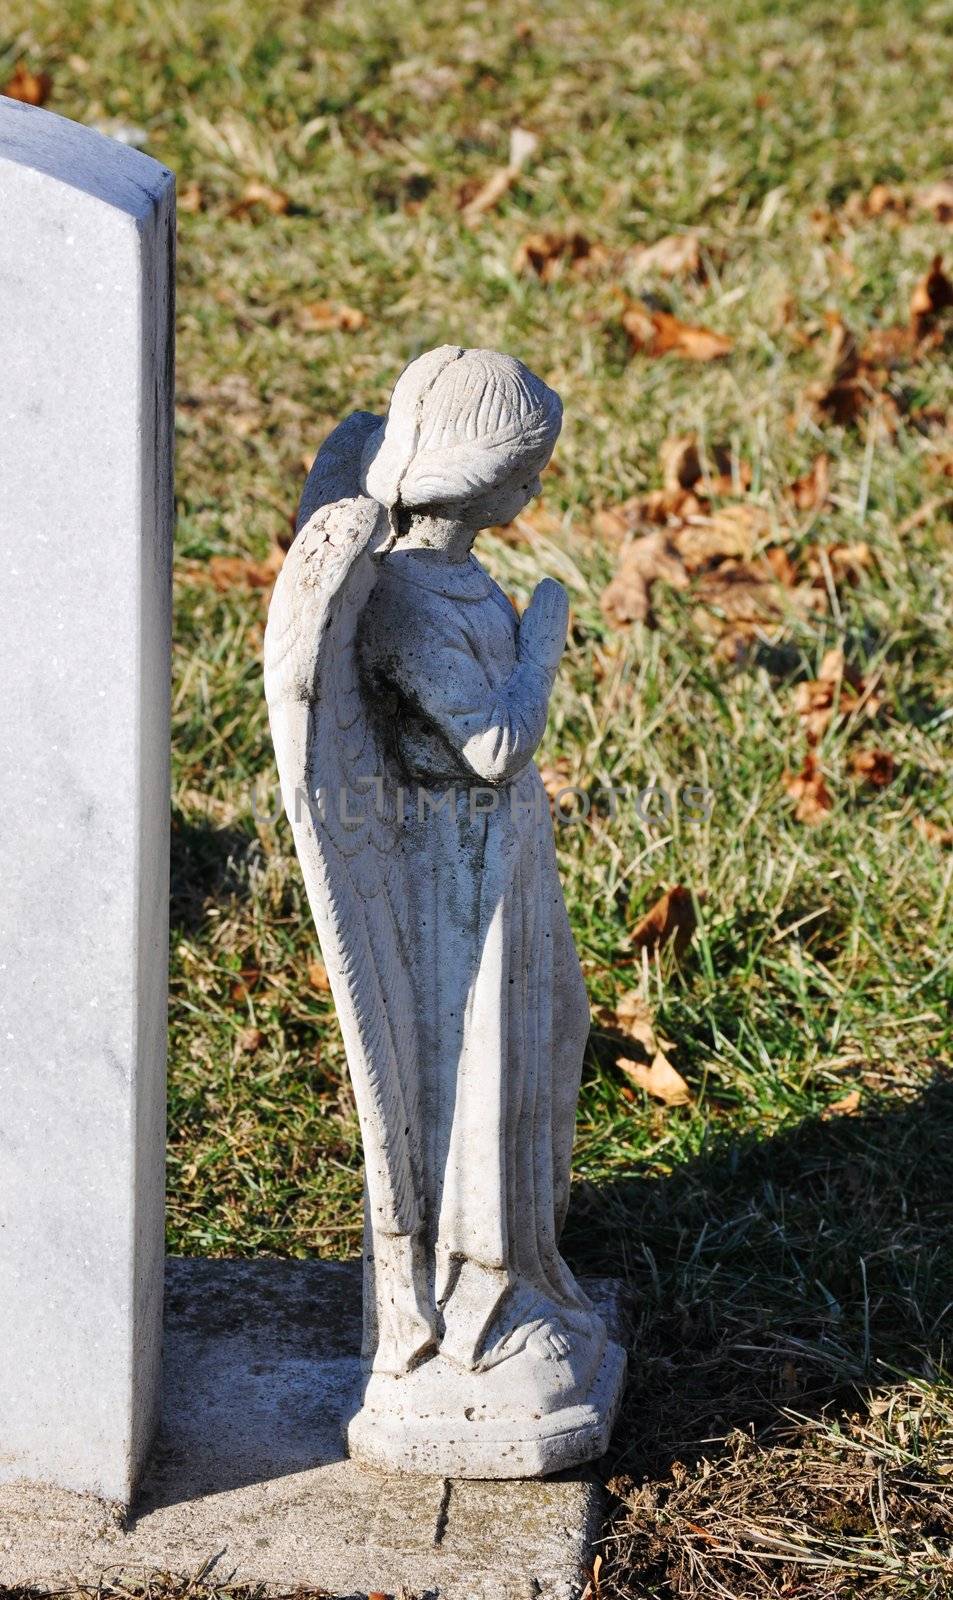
left=264, top=491, right=422, bottom=1239
left=295, top=409, right=382, bottom=533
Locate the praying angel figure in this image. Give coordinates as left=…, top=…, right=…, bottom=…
left=264, top=346, right=625, bottom=1476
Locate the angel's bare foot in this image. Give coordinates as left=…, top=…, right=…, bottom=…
left=439, top=1259, right=511, bottom=1370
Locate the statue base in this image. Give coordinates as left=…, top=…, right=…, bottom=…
left=348, top=1334, right=627, bottom=1478
left=0, top=1259, right=628, bottom=1600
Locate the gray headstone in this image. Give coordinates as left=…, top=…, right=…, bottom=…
left=0, top=98, right=174, bottom=1502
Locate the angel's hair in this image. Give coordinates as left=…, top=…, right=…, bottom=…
left=360, top=345, right=562, bottom=512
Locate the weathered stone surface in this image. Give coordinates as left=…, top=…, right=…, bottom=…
left=0, top=99, right=174, bottom=1502
left=0, top=1260, right=628, bottom=1599
left=265, top=350, right=626, bottom=1474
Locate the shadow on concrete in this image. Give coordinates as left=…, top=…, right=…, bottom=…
left=131, top=1258, right=363, bottom=1520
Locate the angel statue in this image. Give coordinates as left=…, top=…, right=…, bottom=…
left=264, top=346, right=625, bottom=1476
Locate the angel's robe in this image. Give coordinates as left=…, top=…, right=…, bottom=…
left=359, top=547, right=591, bottom=1356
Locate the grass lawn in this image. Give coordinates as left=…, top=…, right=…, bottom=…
left=4, top=0, right=953, bottom=1593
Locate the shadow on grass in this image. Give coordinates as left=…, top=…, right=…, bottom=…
left=170, top=815, right=258, bottom=936
left=563, top=1067, right=953, bottom=1482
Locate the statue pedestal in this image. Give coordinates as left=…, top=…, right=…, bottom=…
left=0, top=1259, right=629, bottom=1600
left=349, top=1333, right=626, bottom=1479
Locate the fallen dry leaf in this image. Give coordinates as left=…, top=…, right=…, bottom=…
left=764, top=544, right=799, bottom=586
left=862, top=322, right=917, bottom=368
left=2, top=62, right=52, bottom=105
left=792, top=648, right=884, bottom=745
left=537, top=758, right=572, bottom=801
left=513, top=228, right=607, bottom=282
left=586, top=1551, right=604, bottom=1600
left=843, top=184, right=907, bottom=223
left=909, top=254, right=953, bottom=341
left=690, top=552, right=816, bottom=662
left=297, top=300, right=365, bottom=333
left=308, top=960, right=332, bottom=992
left=623, top=300, right=732, bottom=361
left=616, top=1052, right=692, bottom=1106
left=229, top=967, right=261, bottom=1004
left=792, top=647, right=846, bottom=743
left=913, top=814, right=953, bottom=848
left=823, top=1088, right=861, bottom=1118
left=460, top=126, right=538, bottom=224
left=808, top=314, right=878, bottom=425
left=205, top=545, right=285, bottom=592
left=786, top=454, right=831, bottom=512
left=850, top=748, right=895, bottom=788
left=591, top=499, right=643, bottom=543
left=614, top=991, right=665, bottom=1057
left=632, top=885, right=698, bottom=957
left=805, top=541, right=872, bottom=587
left=627, top=233, right=702, bottom=280
left=675, top=502, right=769, bottom=572
left=660, top=434, right=702, bottom=494
left=231, top=179, right=290, bottom=217
left=696, top=460, right=753, bottom=499
left=593, top=486, right=706, bottom=543
left=597, top=439, right=810, bottom=650
left=866, top=183, right=906, bottom=218
left=177, top=181, right=204, bottom=214
left=600, top=529, right=688, bottom=625
left=917, top=180, right=953, bottom=223
left=810, top=257, right=953, bottom=419
left=237, top=1026, right=264, bottom=1055
left=783, top=752, right=833, bottom=824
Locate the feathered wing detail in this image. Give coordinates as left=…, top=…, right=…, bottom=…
left=264, top=493, right=422, bottom=1249
left=295, top=410, right=383, bottom=533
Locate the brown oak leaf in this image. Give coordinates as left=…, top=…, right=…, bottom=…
left=783, top=752, right=833, bottom=824
left=616, top=1051, right=692, bottom=1106
left=206, top=545, right=284, bottom=592
left=513, top=228, right=606, bottom=281
left=805, top=542, right=872, bottom=587
left=910, top=254, right=953, bottom=341
left=786, top=454, right=831, bottom=512
left=631, top=885, right=698, bottom=957
left=823, top=1088, right=861, bottom=1118
left=792, top=648, right=882, bottom=744
left=622, top=301, right=732, bottom=361
left=660, top=434, right=703, bottom=493
left=600, top=529, right=688, bottom=625
left=851, top=748, right=895, bottom=788
left=626, top=233, right=702, bottom=280
left=231, top=179, right=290, bottom=217
left=913, top=814, right=953, bottom=848
left=2, top=62, right=52, bottom=104
left=917, top=181, right=953, bottom=223
left=297, top=300, right=365, bottom=332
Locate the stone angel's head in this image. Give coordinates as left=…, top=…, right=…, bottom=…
left=360, top=346, right=562, bottom=533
